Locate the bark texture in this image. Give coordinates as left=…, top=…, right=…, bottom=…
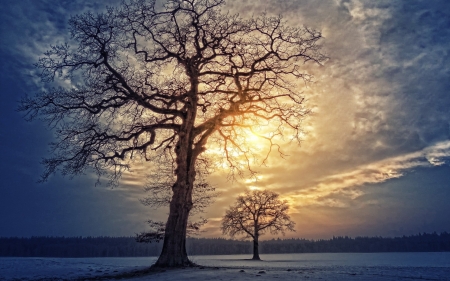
left=156, top=93, right=198, bottom=266
left=155, top=187, right=192, bottom=266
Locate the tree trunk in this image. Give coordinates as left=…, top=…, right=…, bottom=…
left=154, top=131, right=196, bottom=267
left=155, top=81, right=199, bottom=267
left=252, top=234, right=260, bottom=260
left=154, top=182, right=193, bottom=267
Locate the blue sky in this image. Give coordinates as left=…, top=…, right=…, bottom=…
left=1, top=0, right=450, bottom=239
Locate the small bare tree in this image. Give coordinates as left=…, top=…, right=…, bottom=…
left=221, top=189, right=295, bottom=260
left=19, top=0, right=325, bottom=267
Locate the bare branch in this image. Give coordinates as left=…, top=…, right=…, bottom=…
left=221, top=189, right=295, bottom=238
left=18, top=0, right=325, bottom=266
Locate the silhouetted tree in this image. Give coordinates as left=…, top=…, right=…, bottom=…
left=221, top=189, right=295, bottom=260
left=140, top=160, right=217, bottom=215
left=136, top=160, right=216, bottom=244
left=18, top=0, right=325, bottom=267
left=136, top=218, right=207, bottom=243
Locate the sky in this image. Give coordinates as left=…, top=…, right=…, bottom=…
left=1, top=0, right=450, bottom=240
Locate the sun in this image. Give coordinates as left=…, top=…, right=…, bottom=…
left=241, top=128, right=269, bottom=151
left=245, top=131, right=262, bottom=146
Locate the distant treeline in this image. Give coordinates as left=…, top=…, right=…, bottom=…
left=1, top=232, right=449, bottom=257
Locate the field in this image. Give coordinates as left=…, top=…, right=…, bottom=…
left=1, top=253, right=449, bottom=280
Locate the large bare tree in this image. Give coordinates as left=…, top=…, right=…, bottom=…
left=19, top=0, right=325, bottom=267
left=221, top=189, right=295, bottom=260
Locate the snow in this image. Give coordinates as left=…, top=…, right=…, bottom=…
left=0, top=257, right=155, bottom=280
left=1, top=253, right=449, bottom=281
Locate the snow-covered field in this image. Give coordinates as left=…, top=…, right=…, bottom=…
left=1, top=253, right=449, bottom=281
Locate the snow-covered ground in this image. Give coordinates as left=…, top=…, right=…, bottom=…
left=1, top=253, right=449, bottom=281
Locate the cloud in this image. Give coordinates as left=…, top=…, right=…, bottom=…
left=202, top=137, right=450, bottom=224
left=3, top=0, right=450, bottom=238
left=287, top=140, right=450, bottom=209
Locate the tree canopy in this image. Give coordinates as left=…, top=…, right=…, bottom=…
left=221, top=189, right=295, bottom=260
left=19, top=0, right=325, bottom=267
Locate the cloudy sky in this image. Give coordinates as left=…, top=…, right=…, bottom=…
left=1, top=0, right=450, bottom=240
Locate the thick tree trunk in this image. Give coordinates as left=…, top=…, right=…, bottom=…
left=155, top=133, right=196, bottom=267
left=155, top=78, right=199, bottom=267
left=252, top=234, right=261, bottom=260
left=154, top=183, right=193, bottom=267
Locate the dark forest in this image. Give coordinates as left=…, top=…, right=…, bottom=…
left=1, top=232, right=449, bottom=257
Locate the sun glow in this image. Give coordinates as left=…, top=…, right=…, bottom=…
left=243, top=130, right=266, bottom=149
left=203, top=125, right=273, bottom=168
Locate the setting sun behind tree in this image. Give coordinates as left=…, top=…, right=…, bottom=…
left=18, top=0, right=325, bottom=267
